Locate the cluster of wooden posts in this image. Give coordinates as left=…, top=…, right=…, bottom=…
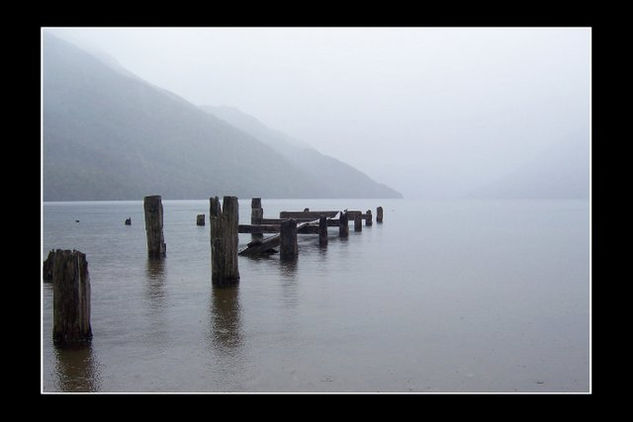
left=45, top=195, right=383, bottom=346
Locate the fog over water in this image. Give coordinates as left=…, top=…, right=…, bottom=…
left=45, top=27, right=590, bottom=199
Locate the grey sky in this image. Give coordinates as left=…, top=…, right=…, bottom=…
left=45, top=27, right=590, bottom=199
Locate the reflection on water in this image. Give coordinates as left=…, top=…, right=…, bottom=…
left=145, top=258, right=166, bottom=309
left=210, top=286, right=242, bottom=355
left=54, top=344, right=101, bottom=392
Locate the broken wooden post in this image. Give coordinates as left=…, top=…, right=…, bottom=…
left=303, top=208, right=310, bottom=212
left=143, top=195, right=166, bottom=258
left=52, top=249, right=92, bottom=347
left=251, top=198, right=264, bottom=241
left=377, top=206, right=383, bottom=223
left=354, top=214, right=362, bottom=232
left=210, top=196, right=240, bottom=286
left=196, top=214, right=205, bottom=226
left=366, top=209, right=373, bottom=226
left=339, top=211, right=349, bottom=237
left=124, top=218, right=131, bottom=225
left=319, top=216, right=328, bottom=246
left=43, top=249, right=56, bottom=282
left=280, top=218, right=298, bottom=260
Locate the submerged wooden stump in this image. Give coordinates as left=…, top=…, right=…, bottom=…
left=196, top=214, right=205, bottom=226
left=52, top=249, right=92, bottom=347
left=210, top=196, right=240, bottom=286
left=124, top=218, right=132, bottom=226
left=143, top=195, right=166, bottom=258
left=280, top=219, right=298, bottom=260
left=354, top=214, right=362, bottom=232
left=319, top=216, right=328, bottom=246
left=339, top=211, right=349, bottom=237
left=377, top=206, right=383, bottom=223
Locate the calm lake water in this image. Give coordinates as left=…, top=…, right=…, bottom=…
left=41, top=198, right=590, bottom=393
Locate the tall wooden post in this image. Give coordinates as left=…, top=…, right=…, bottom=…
left=339, top=211, right=349, bottom=237
left=210, top=196, right=240, bottom=286
left=319, top=216, right=328, bottom=246
left=280, top=218, right=298, bottom=260
left=377, top=206, right=383, bottom=223
left=251, top=198, right=264, bottom=241
left=143, top=195, right=166, bottom=258
left=365, top=209, right=373, bottom=226
left=52, top=249, right=92, bottom=347
left=354, top=214, right=362, bottom=232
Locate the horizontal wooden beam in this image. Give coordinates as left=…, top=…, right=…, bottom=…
left=280, top=211, right=339, bottom=219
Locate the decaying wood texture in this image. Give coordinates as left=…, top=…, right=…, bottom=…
left=251, top=198, right=264, bottom=241
left=319, top=216, right=328, bottom=246
left=210, top=196, right=240, bottom=286
left=143, top=195, right=166, bottom=258
left=239, top=219, right=318, bottom=256
left=280, top=219, right=298, bottom=260
left=339, top=211, right=349, bottom=237
left=52, top=249, right=92, bottom=347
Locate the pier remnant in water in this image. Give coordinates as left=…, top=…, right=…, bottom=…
left=210, top=196, right=240, bottom=286
left=377, top=206, right=383, bottom=223
left=52, top=249, right=92, bottom=347
left=251, top=198, right=264, bottom=241
left=43, top=250, right=56, bottom=282
left=339, top=211, right=349, bottom=237
left=280, top=218, right=298, bottom=260
left=196, top=214, right=205, bottom=226
left=354, top=214, right=362, bottom=232
left=365, top=209, right=373, bottom=226
left=124, top=218, right=132, bottom=225
left=319, top=216, right=328, bottom=246
left=143, top=195, right=166, bottom=258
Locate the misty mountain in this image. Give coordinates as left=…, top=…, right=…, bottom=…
left=43, top=33, right=402, bottom=201
left=469, top=133, right=589, bottom=199
left=202, top=105, right=403, bottom=199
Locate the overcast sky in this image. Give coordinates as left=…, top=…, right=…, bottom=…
left=45, top=27, right=590, bottom=199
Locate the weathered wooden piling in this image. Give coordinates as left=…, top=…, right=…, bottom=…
left=377, top=206, right=383, bottom=223
left=339, top=211, right=349, bottom=237
left=251, top=198, right=264, bottom=241
left=43, top=249, right=56, bottom=282
left=354, top=214, right=362, bottom=232
left=280, top=218, right=298, bottom=260
left=319, top=216, right=328, bottom=246
left=366, top=209, right=373, bottom=226
left=196, top=214, right=205, bottom=226
left=52, top=249, right=92, bottom=347
left=143, top=195, right=166, bottom=258
left=210, top=196, right=240, bottom=286
left=124, top=218, right=131, bottom=225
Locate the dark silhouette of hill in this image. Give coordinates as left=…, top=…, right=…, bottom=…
left=43, top=33, right=402, bottom=201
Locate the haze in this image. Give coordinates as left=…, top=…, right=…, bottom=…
left=45, top=27, right=590, bottom=199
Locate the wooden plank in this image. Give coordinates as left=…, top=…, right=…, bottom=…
left=239, top=224, right=280, bottom=234
left=280, top=211, right=339, bottom=219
